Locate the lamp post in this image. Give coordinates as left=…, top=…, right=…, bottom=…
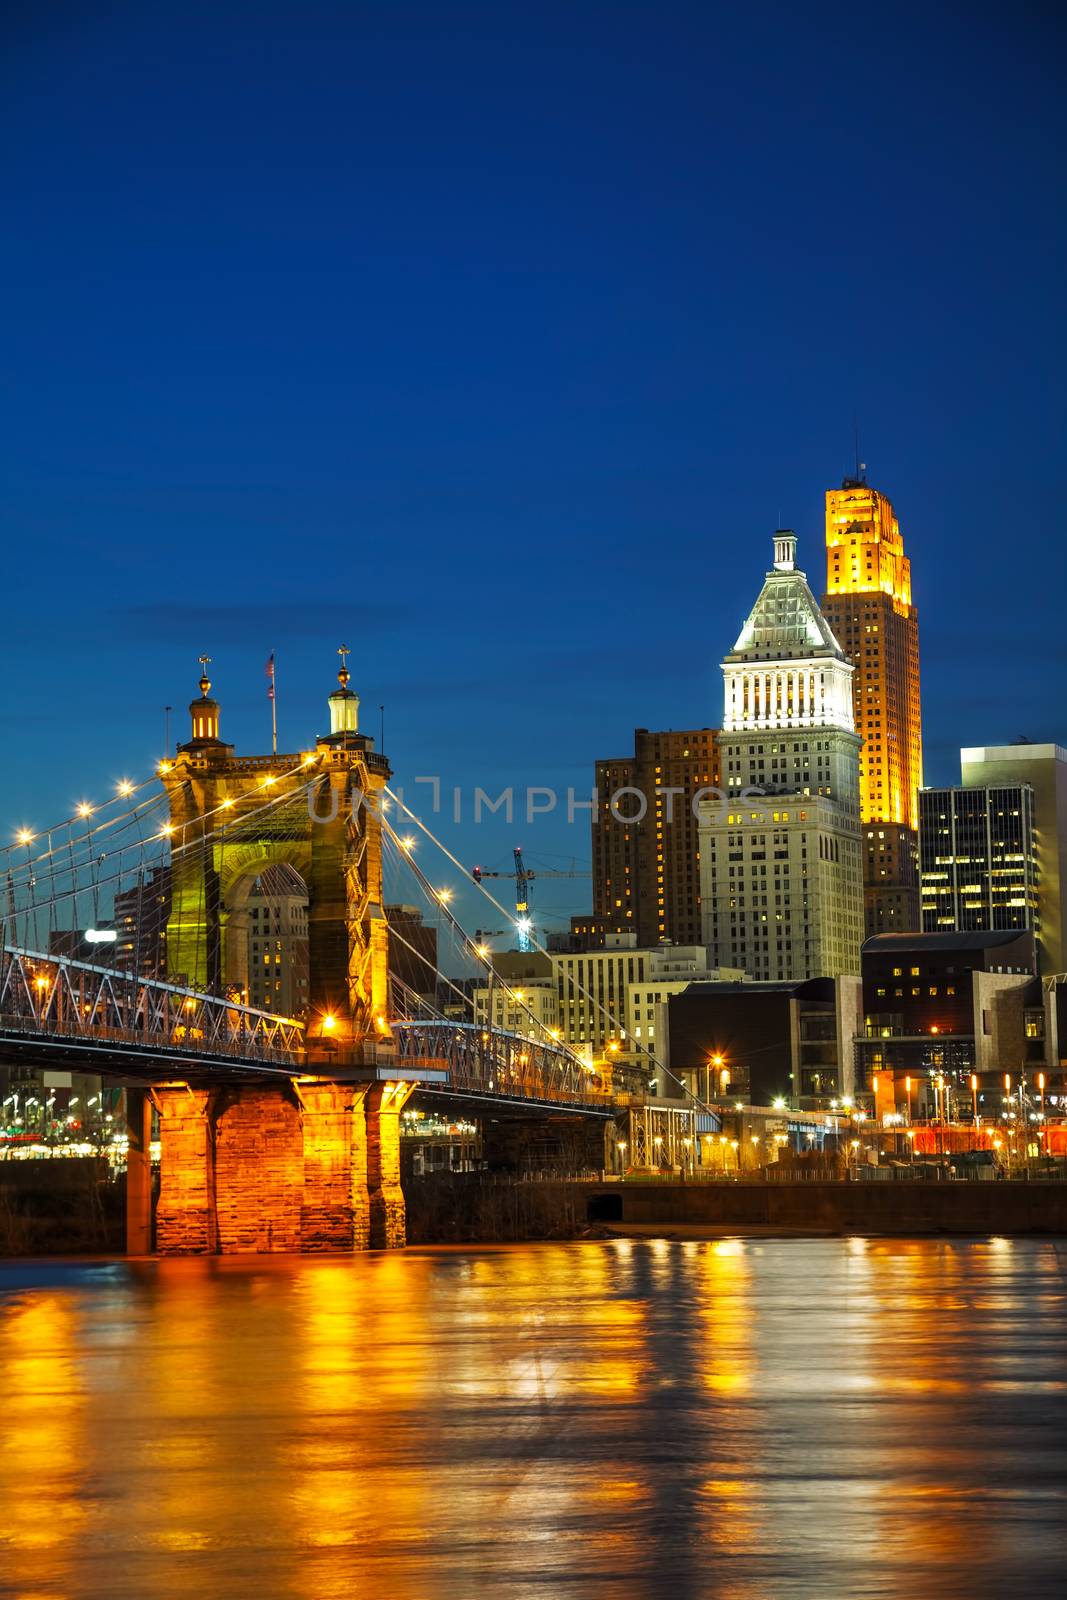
left=617, top=1140, right=627, bottom=1177
left=971, top=1073, right=979, bottom=1130
left=708, top=1052, right=725, bottom=1107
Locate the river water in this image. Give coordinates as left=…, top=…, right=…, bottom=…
left=0, top=1237, right=1065, bottom=1599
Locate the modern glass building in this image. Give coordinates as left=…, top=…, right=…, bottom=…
left=919, top=784, right=1038, bottom=940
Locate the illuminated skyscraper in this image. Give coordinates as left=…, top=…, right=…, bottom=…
left=699, top=532, right=864, bottom=981
left=822, top=472, right=923, bottom=935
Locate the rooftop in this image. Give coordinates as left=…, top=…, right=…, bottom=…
left=726, top=534, right=847, bottom=665
left=863, top=930, right=1030, bottom=953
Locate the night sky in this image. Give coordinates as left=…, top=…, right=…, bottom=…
left=3, top=1, right=1065, bottom=938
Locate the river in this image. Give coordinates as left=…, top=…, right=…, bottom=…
left=0, top=1238, right=1065, bottom=1599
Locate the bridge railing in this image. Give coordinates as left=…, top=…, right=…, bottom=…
left=0, top=947, right=305, bottom=1067
left=393, top=1021, right=612, bottom=1109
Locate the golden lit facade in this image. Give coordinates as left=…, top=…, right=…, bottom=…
left=822, top=475, right=923, bottom=934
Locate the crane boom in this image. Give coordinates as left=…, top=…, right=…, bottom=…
left=470, top=849, right=590, bottom=953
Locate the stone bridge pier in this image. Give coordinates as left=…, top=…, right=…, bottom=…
left=131, top=1078, right=415, bottom=1255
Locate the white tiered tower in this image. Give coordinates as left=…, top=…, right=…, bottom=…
left=699, top=532, right=864, bottom=983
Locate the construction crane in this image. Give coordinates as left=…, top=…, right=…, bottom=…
left=471, top=847, right=590, bottom=953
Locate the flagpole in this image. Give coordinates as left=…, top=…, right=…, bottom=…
left=271, top=657, right=278, bottom=754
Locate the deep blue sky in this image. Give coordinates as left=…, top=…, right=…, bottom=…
left=3, top=1, right=1065, bottom=936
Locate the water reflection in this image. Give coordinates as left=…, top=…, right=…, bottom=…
left=0, top=1239, right=1065, bottom=1598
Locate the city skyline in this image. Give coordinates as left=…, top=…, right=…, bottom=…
left=3, top=13, right=1067, bottom=1596
left=3, top=4, right=1066, bottom=945
left=3, top=501, right=1065, bottom=945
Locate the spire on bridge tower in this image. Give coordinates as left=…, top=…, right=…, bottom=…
left=185, top=654, right=223, bottom=747
left=328, top=644, right=360, bottom=737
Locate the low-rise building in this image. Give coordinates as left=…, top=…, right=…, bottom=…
left=550, top=934, right=713, bottom=1059
left=471, top=950, right=559, bottom=1039
left=660, top=976, right=861, bottom=1108
left=855, top=929, right=1039, bottom=1116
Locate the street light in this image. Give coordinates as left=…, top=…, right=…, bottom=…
left=617, top=1140, right=627, bottom=1175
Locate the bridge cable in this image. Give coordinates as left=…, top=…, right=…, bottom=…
left=381, top=785, right=717, bottom=1120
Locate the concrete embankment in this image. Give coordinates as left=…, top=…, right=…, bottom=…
left=583, top=1179, right=1067, bottom=1235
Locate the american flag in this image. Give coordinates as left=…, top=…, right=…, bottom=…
left=265, top=653, right=275, bottom=700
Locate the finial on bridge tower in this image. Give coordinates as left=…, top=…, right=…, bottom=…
left=327, top=644, right=359, bottom=737
left=186, top=654, right=221, bottom=745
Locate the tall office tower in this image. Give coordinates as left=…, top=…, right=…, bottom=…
left=699, top=533, right=864, bottom=980
left=822, top=472, right=923, bottom=936
left=919, top=785, right=1039, bottom=936
left=385, top=903, right=439, bottom=1004
left=113, top=864, right=171, bottom=979
left=960, top=742, right=1067, bottom=975
left=587, top=726, right=719, bottom=947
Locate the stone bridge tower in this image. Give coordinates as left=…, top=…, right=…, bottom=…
left=160, top=652, right=391, bottom=1061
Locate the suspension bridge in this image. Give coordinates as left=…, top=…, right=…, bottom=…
left=0, top=657, right=616, bottom=1255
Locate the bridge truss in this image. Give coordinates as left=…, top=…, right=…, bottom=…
left=0, top=946, right=305, bottom=1075
left=394, top=1020, right=610, bottom=1112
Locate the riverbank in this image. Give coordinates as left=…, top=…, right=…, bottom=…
left=3, top=1168, right=1067, bottom=1255
left=407, top=1175, right=1067, bottom=1242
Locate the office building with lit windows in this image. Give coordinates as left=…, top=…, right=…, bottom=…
left=245, top=865, right=309, bottom=1015
left=550, top=934, right=713, bottom=1063
left=822, top=473, right=923, bottom=935
left=586, top=726, right=719, bottom=947
left=698, top=532, right=864, bottom=981
left=919, top=784, right=1038, bottom=942
left=960, top=742, right=1067, bottom=977
left=661, top=974, right=862, bottom=1107
left=855, top=929, right=1039, bottom=1110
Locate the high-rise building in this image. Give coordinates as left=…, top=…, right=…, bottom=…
left=113, top=864, right=171, bottom=978
left=385, top=904, right=439, bottom=1004
left=920, top=784, right=1039, bottom=938
left=960, top=742, right=1067, bottom=976
left=587, top=726, right=719, bottom=947
left=699, top=531, right=864, bottom=980
left=822, top=473, right=923, bottom=935
left=245, top=865, right=309, bottom=1015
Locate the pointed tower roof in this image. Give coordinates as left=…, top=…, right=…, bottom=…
left=726, top=532, right=847, bottom=664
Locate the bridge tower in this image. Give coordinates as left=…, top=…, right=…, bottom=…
left=160, top=652, right=391, bottom=1063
